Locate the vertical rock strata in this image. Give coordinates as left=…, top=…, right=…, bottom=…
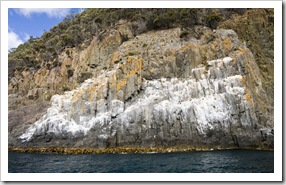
left=12, top=26, right=273, bottom=150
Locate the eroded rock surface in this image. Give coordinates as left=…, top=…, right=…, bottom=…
left=9, top=24, right=273, bottom=149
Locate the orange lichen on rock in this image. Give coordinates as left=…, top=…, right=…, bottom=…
left=166, top=55, right=175, bottom=61
left=108, top=73, right=116, bottom=87
left=192, top=43, right=198, bottom=49
left=181, top=44, right=192, bottom=52
left=71, top=91, right=81, bottom=102
left=89, top=91, right=96, bottom=101
left=238, top=48, right=248, bottom=54
left=116, top=79, right=127, bottom=91
left=89, top=83, right=100, bottom=100
left=83, top=39, right=97, bottom=64
left=111, top=52, right=121, bottom=63
left=126, top=69, right=137, bottom=77
left=244, top=93, right=253, bottom=104
left=138, top=58, right=142, bottom=72
left=241, top=76, right=246, bottom=85
left=166, top=48, right=177, bottom=56
left=126, top=57, right=143, bottom=77
left=107, top=56, right=143, bottom=92
left=96, top=89, right=102, bottom=99
left=210, top=44, right=216, bottom=52
left=223, top=37, right=232, bottom=52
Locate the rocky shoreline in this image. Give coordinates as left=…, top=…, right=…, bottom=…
left=8, top=146, right=273, bottom=155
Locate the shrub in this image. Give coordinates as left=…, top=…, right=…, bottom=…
left=67, top=69, right=74, bottom=78
left=77, top=72, right=93, bottom=83
left=114, top=60, right=121, bottom=64
left=128, top=52, right=136, bottom=56
left=180, top=30, right=189, bottom=38
left=63, top=85, right=71, bottom=91
left=60, top=33, right=75, bottom=47
left=206, top=11, right=222, bottom=29
left=15, top=66, right=23, bottom=71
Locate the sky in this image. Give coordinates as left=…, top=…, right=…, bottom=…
left=8, top=8, right=84, bottom=51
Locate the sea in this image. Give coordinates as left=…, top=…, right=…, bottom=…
left=8, top=149, right=273, bottom=173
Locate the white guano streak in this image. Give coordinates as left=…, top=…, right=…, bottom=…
left=19, top=57, right=250, bottom=141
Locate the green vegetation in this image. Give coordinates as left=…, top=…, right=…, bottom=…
left=114, top=60, right=121, bottom=64
left=180, top=30, right=189, bottom=38
left=77, top=72, right=93, bottom=83
left=206, top=11, right=222, bottom=29
left=67, top=69, right=74, bottom=78
left=128, top=51, right=137, bottom=56
left=62, top=85, right=71, bottom=92
left=8, top=8, right=247, bottom=79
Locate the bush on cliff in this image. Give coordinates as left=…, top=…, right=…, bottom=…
left=8, top=8, right=247, bottom=79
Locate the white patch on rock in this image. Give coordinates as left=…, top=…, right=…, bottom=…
left=19, top=57, right=253, bottom=142
left=111, top=100, right=124, bottom=117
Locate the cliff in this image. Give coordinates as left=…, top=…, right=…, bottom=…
left=8, top=9, right=274, bottom=151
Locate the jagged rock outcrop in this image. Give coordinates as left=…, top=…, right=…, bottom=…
left=9, top=22, right=273, bottom=150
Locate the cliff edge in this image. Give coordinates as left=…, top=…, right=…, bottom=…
left=8, top=9, right=274, bottom=151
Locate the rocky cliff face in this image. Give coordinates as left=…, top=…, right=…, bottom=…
left=9, top=10, right=274, bottom=150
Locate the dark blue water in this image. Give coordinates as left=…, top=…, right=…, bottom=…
left=9, top=150, right=273, bottom=173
